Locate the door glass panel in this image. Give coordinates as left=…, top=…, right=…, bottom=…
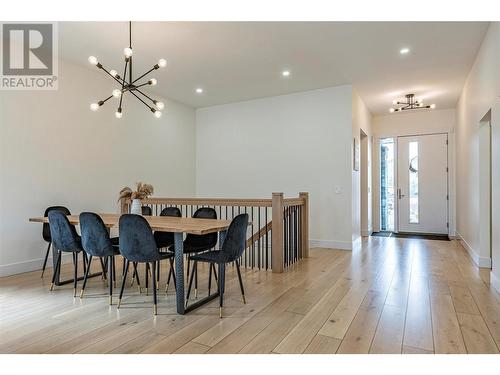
left=408, top=141, right=419, bottom=223
left=380, top=138, right=395, bottom=231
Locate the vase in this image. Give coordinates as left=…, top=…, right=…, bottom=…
left=130, top=199, right=142, bottom=215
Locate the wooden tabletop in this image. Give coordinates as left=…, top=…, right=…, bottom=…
left=29, top=213, right=232, bottom=235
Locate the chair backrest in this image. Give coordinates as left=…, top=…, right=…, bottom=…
left=141, top=206, right=152, bottom=216
left=159, top=206, right=182, bottom=217
left=119, top=214, right=160, bottom=262
left=43, top=206, right=71, bottom=242
left=184, top=207, right=218, bottom=250
left=79, top=212, right=115, bottom=257
left=153, top=207, right=182, bottom=247
left=48, top=210, right=81, bottom=252
left=219, top=213, right=249, bottom=262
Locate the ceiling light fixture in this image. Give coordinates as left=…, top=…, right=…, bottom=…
left=88, top=21, right=166, bottom=119
left=282, top=70, right=291, bottom=77
left=195, top=88, right=203, bottom=94
left=400, top=47, right=410, bottom=55
left=389, top=94, right=436, bottom=113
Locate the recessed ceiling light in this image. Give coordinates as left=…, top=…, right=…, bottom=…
left=400, top=47, right=410, bottom=55
left=430, top=104, right=436, bottom=109
left=195, top=88, right=203, bottom=94
left=282, top=70, right=290, bottom=77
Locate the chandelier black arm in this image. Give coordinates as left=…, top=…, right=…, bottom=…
left=97, top=95, right=114, bottom=106
left=132, top=81, right=152, bottom=90
left=131, top=66, right=158, bottom=85
left=129, top=90, right=155, bottom=111
left=133, top=88, right=157, bottom=104
left=118, top=59, right=129, bottom=110
left=100, top=65, right=127, bottom=86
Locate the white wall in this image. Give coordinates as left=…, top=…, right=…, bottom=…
left=371, top=109, right=456, bottom=234
left=352, top=90, right=372, bottom=241
left=455, top=23, right=500, bottom=289
left=196, top=86, right=355, bottom=250
left=0, top=59, right=196, bottom=276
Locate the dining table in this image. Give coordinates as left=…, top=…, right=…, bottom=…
left=29, top=213, right=233, bottom=314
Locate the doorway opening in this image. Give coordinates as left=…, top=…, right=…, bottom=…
left=360, top=130, right=371, bottom=236
left=377, top=133, right=449, bottom=237
left=479, top=110, right=492, bottom=268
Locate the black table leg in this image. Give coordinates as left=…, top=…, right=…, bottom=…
left=182, top=230, right=227, bottom=314
left=174, top=232, right=185, bottom=314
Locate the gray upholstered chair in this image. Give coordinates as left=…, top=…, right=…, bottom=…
left=79, top=212, right=133, bottom=304
left=183, top=207, right=218, bottom=298
left=154, top=206, right=181, bottom=293
left=41, top=206, right=71, bottom=278
left=48, top=210, right=83, bottom=296
left=188, top=213, right=249, bottom=317
left=118, top=214, right=175, bottom=315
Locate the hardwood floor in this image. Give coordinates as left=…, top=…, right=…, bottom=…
left=1, top=237, right=499, bottom=354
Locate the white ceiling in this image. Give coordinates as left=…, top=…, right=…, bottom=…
left=59, top=22, right=489, bottom=114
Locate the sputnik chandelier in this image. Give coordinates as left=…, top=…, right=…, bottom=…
left=389, top=93, right=436, bottom=113
left=88, top=21, right=166, bottom=119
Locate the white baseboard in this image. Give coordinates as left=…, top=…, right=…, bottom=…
left=361, top=229, right=373, bottom=237
left=309, top=239, right=352, bottom=250
left=491, top=272, right=500, bottom=294
left=0, top=253, right=73, bottom=277
left=456, top=231, right=492, bottom=268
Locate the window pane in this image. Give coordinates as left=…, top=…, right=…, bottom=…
left=409, top=141, right=419, bottom=224
left=380, top=138, right=395, bottom=231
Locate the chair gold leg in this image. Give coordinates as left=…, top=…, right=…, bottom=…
left=165, top=283, right=169, bottom=294
left=195, top=288, right=198, bottom=299
left=117, top=298, right=122, bottom=308
left=153, top=304, right=158, bottom=316
left=138, top=286, right=142, bottom=294
left=49, top=282, right=54, bottom=291
left=109, top=296, right=112, bottom=305
left=145, top=287, right=148, bottom=296
left=219, top=307, right=223, bottom=318
left=80, top=289, right=84, bottom=298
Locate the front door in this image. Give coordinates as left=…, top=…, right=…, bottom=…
left=397, top=133, right=448, bottom=234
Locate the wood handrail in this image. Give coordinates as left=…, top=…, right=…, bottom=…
left=246, top=221, right=272, bottom=248
left=134, top=197, right=273, bottom=207
left=283, top=198, right=305, bottom=206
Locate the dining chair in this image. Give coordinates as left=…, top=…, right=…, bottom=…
left=154, top=206, right=181, bottom=293
left=79, top=212, right=132, bottom=305
left=131, top=206, right=181, bottom=293
left=118, top=214, right=176, bottom=315
left=41, top=206, right=71, bottom=278
left=47, top=210, right=84, bottom=296
left=187, top=213, right=249, bottom=318
left=183, top=207, right=218, bottom=298
left=141, top=206, right=152, bottom=216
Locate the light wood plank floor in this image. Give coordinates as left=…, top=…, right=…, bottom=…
left=1, top=237, right=500, bottom=354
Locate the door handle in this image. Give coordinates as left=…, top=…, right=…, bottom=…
left=398, top=188, right=405, bottom=199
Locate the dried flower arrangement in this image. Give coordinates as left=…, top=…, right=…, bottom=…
left=118, top=182, right=154, bottom=201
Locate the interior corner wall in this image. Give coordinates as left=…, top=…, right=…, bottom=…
left=352, top=90, right=373, bottom=242
left=455, top=23, right=500, bottom=288
left=195, top=86, right=355, bottom=250
left=0, top=59, right=197, bottom=277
